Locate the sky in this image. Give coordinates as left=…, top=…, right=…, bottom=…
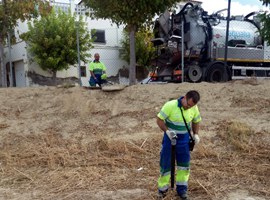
left=200, top=0, right=268, bottom=16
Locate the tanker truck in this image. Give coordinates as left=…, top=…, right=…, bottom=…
left=149, top=2, right=270, bottom=82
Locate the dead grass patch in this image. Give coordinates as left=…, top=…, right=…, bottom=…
left=190, top=120, right=270, bottom=199
left=0, top=132, right=161, bottom=199
left=0, top=122, right=269, bottom=199
left=0, top=123, right=9, bottom=129
left=231, top=96, right=270, bottom=111
left=239, top=77, right=260, bottom=86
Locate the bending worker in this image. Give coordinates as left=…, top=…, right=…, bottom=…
left=157, top=90, right=202, bottom=200
left=89, top=53, right=107, bottom=86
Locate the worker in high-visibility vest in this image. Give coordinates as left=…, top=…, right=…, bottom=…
left=157, top=90, right=202, bottom=200
left=89, top=53, right=107, bottom=86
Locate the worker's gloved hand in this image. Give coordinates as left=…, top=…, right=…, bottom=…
left=166, top=130, right=177, bottom=140
left=194, top=134, right=200, bottom=144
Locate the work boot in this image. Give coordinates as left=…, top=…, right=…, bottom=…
left=158, top=190, right=167, bottom=199
left=179, top=193, right=189, bottom=200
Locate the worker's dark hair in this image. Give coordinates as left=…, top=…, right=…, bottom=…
left=186, top=90, right=200, bottom=104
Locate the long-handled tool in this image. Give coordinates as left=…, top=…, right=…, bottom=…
left=171, top=132, right=177, bottom=189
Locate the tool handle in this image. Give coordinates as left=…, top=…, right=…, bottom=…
left=171, top=143, right=176, bottom=189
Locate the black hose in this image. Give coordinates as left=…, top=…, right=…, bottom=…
left=179, top=2, right=194, bottom=15
left=244, top=12, right=256, bottom=20
left=244, top=12, right=260, bottom=31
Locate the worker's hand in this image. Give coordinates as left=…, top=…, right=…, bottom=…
left=166, top=130, right=177, bottom=140
left=194, top=134, right=200, bottom=144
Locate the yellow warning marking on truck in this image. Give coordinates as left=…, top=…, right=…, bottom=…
left=216, top=58, right=270, bottom=63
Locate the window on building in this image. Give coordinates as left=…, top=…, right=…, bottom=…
left=91, top=29, right=106, bottom=44
left=51, top=2, right=70, bottom=14
left=80, top=66, right=86, bottom=77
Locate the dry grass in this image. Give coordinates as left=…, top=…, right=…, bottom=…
left=231, top=96, right=270, bottom=112
left=0, top=130, right=160, bottom=199
left=190, top=120, right=270, bottom=199
left=0, top=120, right=269, bottom=200
left=0, top=123, right=9, bottom=129
left=239, top=77, right=260, bottom=86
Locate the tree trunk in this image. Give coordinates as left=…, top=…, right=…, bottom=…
left=52, top=71, right=57, bottom=86
left=129, top=25, right=136, bottom=86
left=0, top=36, right=7, bottom=87
left=0, top=0, right=8, bottom=87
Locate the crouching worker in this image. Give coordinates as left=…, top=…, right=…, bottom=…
left=89, top=53, right=107, bottom=87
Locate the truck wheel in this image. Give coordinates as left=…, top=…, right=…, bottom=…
left=188, top=65, right=202, bottom=82
left=206, top=63, right=229, bottom=82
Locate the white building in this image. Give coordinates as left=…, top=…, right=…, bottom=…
left=4, top=0, right=128, bottom=87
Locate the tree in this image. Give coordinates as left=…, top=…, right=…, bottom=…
left=82, top=0, right=181, bottom=85
left=120, top=28, right=155, bottom=68
left=21, top=9, right=94, bottom=84
left=259, top=1, right=270, bottom=45
left=0, top=0, right=51, bottom=87
left=261, top=0, right=270, bottom=6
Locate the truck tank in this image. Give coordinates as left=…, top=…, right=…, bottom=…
left=212, top=19, right=261, bottom=47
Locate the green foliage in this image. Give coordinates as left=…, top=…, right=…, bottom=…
left=261, top=0, right=270, bottom=6
left=21, top=9, right=94, bottom=74
left=0, top=0, right=51, bottom=87
left=0, top=0, right=50, bottom=36
left=258, top=12, right=269, bottom=44
left=82, top=0, right=181, bottom=28
left=120, top=28, right=155, bottom=67
left=258, top=1, right=270, bottom=45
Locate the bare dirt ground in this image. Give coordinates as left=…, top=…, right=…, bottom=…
left=0, top=79, right=269, bottom=200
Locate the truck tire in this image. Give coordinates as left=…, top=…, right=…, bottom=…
left=206, top=63, right=229, bottom=82
left=188, top=65, right=202, bottom=82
